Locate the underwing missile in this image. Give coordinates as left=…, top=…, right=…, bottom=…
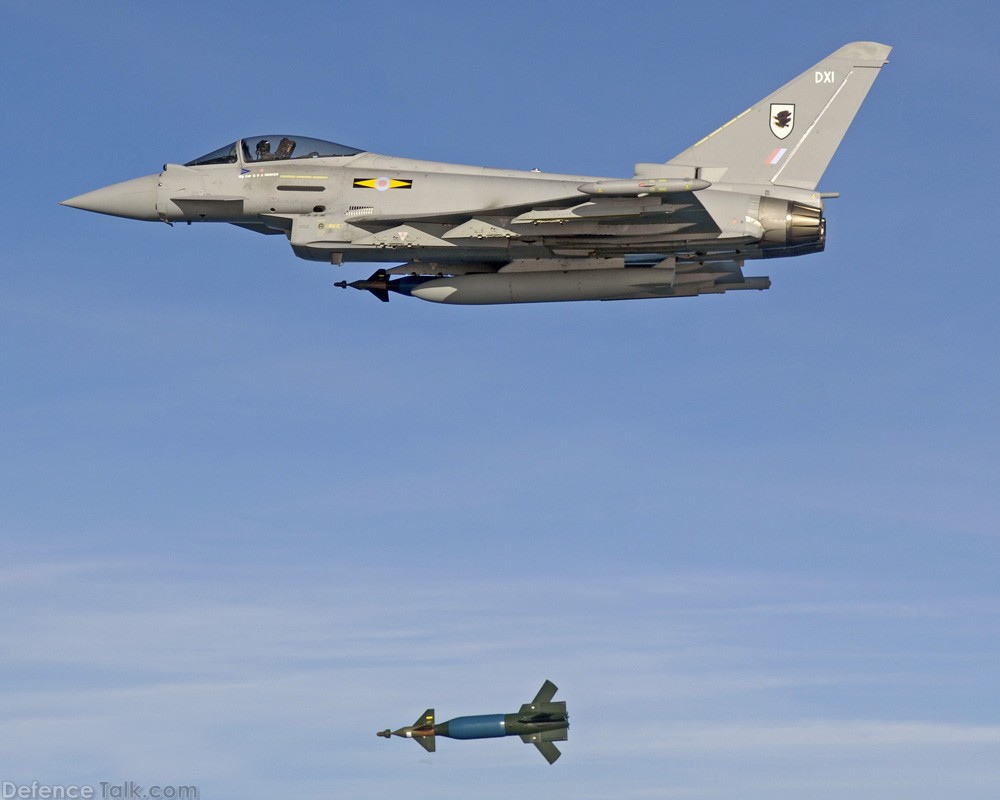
left=335, top=269, right=435, bottom=302
left=377, top=680, right=568, bottom=764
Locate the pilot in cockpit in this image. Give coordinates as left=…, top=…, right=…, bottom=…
left=255, top=139, right=275, bottom=161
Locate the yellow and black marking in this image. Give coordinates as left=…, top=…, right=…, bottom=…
left=353, top=177, right=413, bottom=190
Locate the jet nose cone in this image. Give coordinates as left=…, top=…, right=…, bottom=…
left=61, top=173, right=160, bottom=221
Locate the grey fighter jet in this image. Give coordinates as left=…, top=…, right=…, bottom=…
left=62, top=42, right=890, bottom=305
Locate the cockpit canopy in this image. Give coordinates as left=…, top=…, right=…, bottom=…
left=185, top=135, right=363, bottom=166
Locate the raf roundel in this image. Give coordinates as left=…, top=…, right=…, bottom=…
left=375, top=176, right=391, bottom=192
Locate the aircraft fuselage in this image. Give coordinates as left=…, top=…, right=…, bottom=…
left=63, top=42, right=891, bottom=304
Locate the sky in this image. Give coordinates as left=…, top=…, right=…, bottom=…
left=1, top=1, right=999, bottom=798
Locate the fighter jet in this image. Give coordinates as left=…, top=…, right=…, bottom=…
left=377, top=680, right=568, bottom=763
left=62, top=42, right=890, bottom=305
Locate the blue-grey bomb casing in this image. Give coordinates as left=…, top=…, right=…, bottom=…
left=376, top=680, right=568, bottom=763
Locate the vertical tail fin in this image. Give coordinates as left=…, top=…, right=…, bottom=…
left=664, top=42, right=891, bottom=190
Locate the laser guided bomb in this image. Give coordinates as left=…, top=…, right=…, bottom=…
left=377, top=680, right=568, bottom=763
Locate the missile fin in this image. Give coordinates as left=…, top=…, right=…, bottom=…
left=337, top=269, right=392, bottom=302
left=410, top=708, right=436, bottom=752
left=413, top=708, right=435, bottom=729
left=532, top=739, right=561, bottom=764
left=530, top=680, right=558, bottom=706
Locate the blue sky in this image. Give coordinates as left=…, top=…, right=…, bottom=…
left=2, top=1, right=999, bottom=798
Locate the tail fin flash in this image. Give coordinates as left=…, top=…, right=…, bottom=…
left=665, top=41, right=891, bottom=190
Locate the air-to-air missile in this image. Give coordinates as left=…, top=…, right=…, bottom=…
left=377, top=680, right=568, bottom=763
